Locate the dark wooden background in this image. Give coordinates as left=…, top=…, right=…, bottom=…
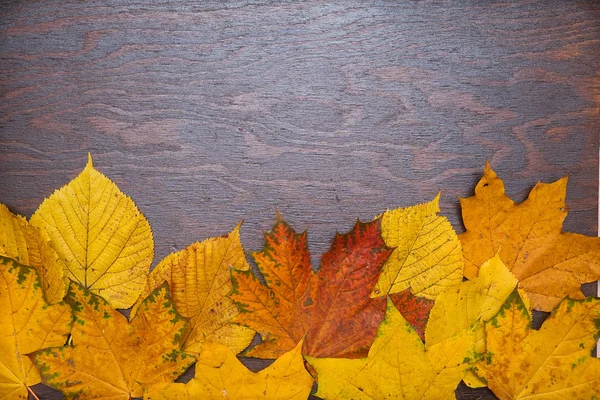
left=1, top=1, right=599, bottom=399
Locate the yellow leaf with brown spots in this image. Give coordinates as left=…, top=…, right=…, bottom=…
left=475, top=290, right=600, bottom=399
left=30, top=154, right=154, bottom=309
left=0, top=256, right=72, bottom=399
left=144, top=340, right=313, bottom=400
left=34, top=283, right=194, bottom=400
left=459, top=163, right=600, bottom=311
left=0, top=203, right=67, bottom=303
left=132, top=223, right=255, bottom=356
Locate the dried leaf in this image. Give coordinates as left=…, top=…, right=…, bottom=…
left=0, top=203, right=67, bottom=303
left=34, top=283, right=194, bottom=399
left=30, top=154, right=154, bottom=309
left=144, top=340, right=313, bottom=400
left=132, top=223, right=255, bottom=356
left=0, top=256, right=72, bottom=399
left=371, top=193, right=464, bottom=299
left=307, top=299, right=475, bottom=399
left=230, top=216, right=393, bottom=358
left=426, top=254, right=518, bottom=354
left=476, top=290, right=600, bottom=399
left=390, top=288, right=434, bottom=341
left=460, top=163, right=600, bottom=311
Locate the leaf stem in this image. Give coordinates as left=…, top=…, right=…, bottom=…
left=27, top=386, right=40, bottom=400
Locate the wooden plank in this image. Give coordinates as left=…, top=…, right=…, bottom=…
left=1, top=1, right=599, bottom=399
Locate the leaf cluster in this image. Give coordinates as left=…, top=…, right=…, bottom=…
left=1, top=155, right=599, bottom=400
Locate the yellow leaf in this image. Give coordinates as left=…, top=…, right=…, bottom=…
left=476, top=290, right=600, bottom=399
left=30, top=154, right=154, bottom=309
left=144, top=340, right=313, bottom=400
left=426, top=254, right=518, bottom=354
left=307, top=299, right=474, bottom=399
left=0, top=203, right=67, bottom=303
left=0, top=256, right=72, bottom=399
left=459, top=163, right=600, bottom=311
left=132, top=223, right=255, bottom=356
left=34, top=283, right=195, bottom=400
left=371, top=193, right=464, bottom=299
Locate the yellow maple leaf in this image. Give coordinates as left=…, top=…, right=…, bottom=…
left=144, top=340, right=313, bottom=400
left=0, top=203, right=67, bottom=303
left=34, top=283, right=195, bottom=400
left=132, top=223, right=255, bottom=356
left=371, top=193, right=464, bottom=299
left=30, top=154, right=154, bottom=309
left=459, top=163, right=600, bottom=311
left=307, top=299, right=476, bottom=399
left=0, top=256, right=72, bottom=399
left=426, top=254, right=517, bottom=353
left=475, top=290, right=600, bottom=399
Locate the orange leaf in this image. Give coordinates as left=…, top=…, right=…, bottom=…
left=459, top=163, right=600, bottom=311
left=34, top=283, right=194, bottom=399
left=230, top=216, right=393, bottom=358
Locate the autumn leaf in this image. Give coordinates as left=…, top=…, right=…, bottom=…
left=390, top=288, right=434, bottom=341
left=30, top=154, right=154, bottom=309
left=144, top=340, right=313, bottom=400
left=475, top=290, right=600, bottom=399
left=132, top=223, right=255, bottom=356
left=0, top=203, right=67, bottom=303
left=0, top=256, right=72, bottom=400
left=426, top=254, right=518, bottom=354
left=459, top=163, right=600, bottom=311
left=307, top=299, right=476, bottom=399
left=34, top=283, right=195, bottom=399
left=230, top=216, right=393, bottom=358
left=371, top=193, right=464, bottom=299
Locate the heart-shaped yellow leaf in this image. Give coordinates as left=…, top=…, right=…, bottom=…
left=30, top=154, right=154, bottom=308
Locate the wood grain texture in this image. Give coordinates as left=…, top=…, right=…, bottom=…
left=1, top=1, right=599, bottom=399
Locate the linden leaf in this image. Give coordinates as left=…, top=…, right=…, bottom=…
left=459, top=163, right=600, bottom=311
left=144, top=340, right=313, bottom=400
left=371, top=193, right=464, bottom=299
left=34, top=283, right=195, bottom=399
left=426, top=254, right=518, bottom=354
left=0, top=204, right=67, bottom=303
left=307, top=299, right=475, bottom=399
left=390, top=288, right=434, bottom=341
left=132, top=223, right=255, bottom=356
left=476, top=290, right=600, bottom=399
left=230, top=216, right=393, bottom=358
left=0, top=256, right=72, bottom=399
left=30, top=154, right=154, bottom=309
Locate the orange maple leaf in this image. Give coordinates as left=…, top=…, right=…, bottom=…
left=230, top=216, right=393, bottom=358
left=459, top=163, right=600, bottom=311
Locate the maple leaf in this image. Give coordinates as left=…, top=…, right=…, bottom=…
left=34, top=282, right=195, bottom=399
left=0, top=203, right=67, bottom=303
left=475, top=290, right=600, bottom=399
left=30, top=154, right=154, bottom=309
left=390, top=288, right=434, bottom=341
left=459, top=163, right=600, bottom=311
left=371, top=193, right=464, bottom=299
left=131, top=223, right=255, bottom=356
left=306, top=299, right=476, bottom=399
left=426, top=254, right=518, bottom=354
left=144, top=340, right=313, bottom=400
left=230, top=216, right=393, bottom=358
left=0, top=256, right=72, bottom=400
